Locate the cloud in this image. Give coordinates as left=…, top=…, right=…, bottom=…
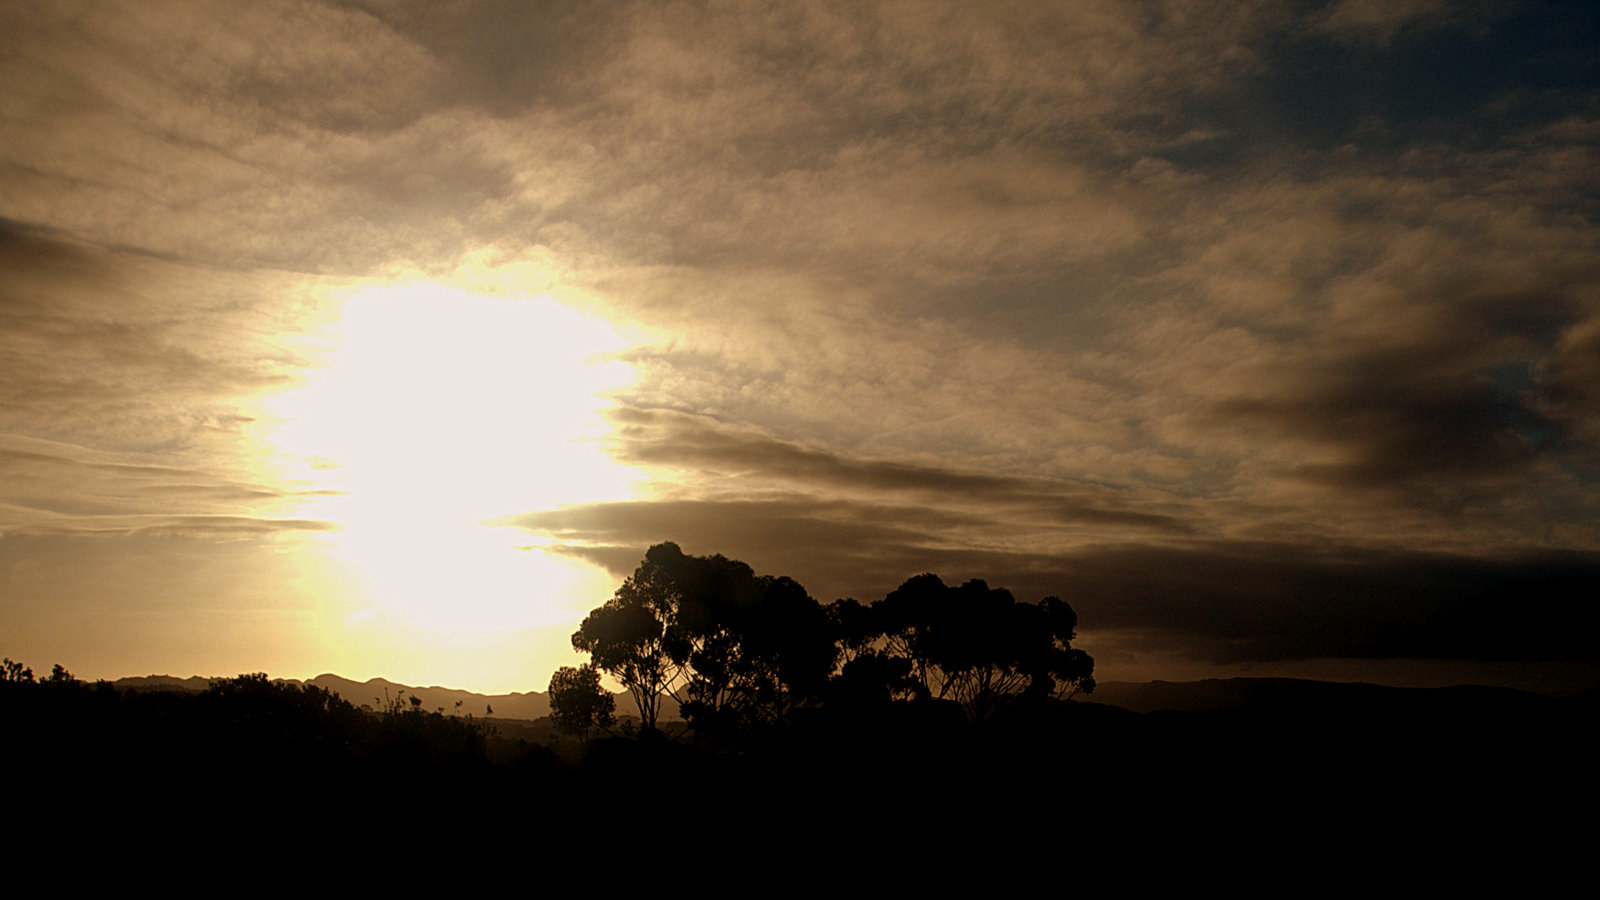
left=2, top=511, right=339, bottom=539
left=0, top=434, right=341, bottom=538
left=603, top=406, right=1194, bottom=534
left=0, top=223, right=343, bottom=541
left=1049, top=542, right=1600, bottom=663
left=1313, top=0, right=1459, bottom=44
left=5, top=0, right=1600, bottom=689
left=0, top=224, right=312, bottom=445
left=0, top=1, right=508, bottom=272
left=512, top=491, right=1600, bottom=665
left=338, top=0, right=631, bottom=114
left=507, top=407, right=1598, bottom=674
left=1204, top=324, right=1560, bottom=499
left=1540, top=314, right=1600, bottom=445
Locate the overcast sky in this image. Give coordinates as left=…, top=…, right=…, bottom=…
left=3, top=0, right=1598, bottom=694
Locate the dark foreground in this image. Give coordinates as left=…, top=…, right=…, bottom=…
left=9, top=673, right=1594, bottom=879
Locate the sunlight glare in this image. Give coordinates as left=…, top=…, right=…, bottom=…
left=268, top=282, right=636, bottom=633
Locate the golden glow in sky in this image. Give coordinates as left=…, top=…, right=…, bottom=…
left=267, top=282, right=637, bottom=639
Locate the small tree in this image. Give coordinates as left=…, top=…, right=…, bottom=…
left=547, top=664, right=615, bottom=741
left=1, top=659, right=33, bottom=684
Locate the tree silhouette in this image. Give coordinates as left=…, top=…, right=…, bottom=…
left=572, top=542, right=836, bottom=738
left=571, top=544, right=1094, bottom=740
left=666, top=555, right=834, bottom=736
left=571, top=543, right=688, bottom=732
left=547, top=663, right=615, bottom=741
left=1, top=658, right=33, bottom=684
left=815, top=575, right=1099, bottom=723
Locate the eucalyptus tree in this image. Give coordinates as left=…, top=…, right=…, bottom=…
left=572, top=543, right=1093, bottom=736
left=571, top=544, right=689, bottom=733
left=867, top=574, right=1094, bottom=721
left=571, top=542, right=835, bottom=738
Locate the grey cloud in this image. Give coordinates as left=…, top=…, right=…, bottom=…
left=0, top=242, right=300, bottom=452
left=336, top=0, right=630, bottom=114
left=1540, top=315, right=1600, bottom=445
left=1312, top=0, right=1455, bottom=43
left=572, top=0, right=1598, bottom=527
left=0, top=1, right=501, bottom=272
left=1188, top=249, right=1600, bottom=509
left=2, top=509, right=339, bottom=539
left=440, top=1, right=1272, bottom=285
left=1211, top=346, right=1546, bottom=496
left=122, top=516, right=340, bottom=538
left=6, top=0, right=1590, bottom=283
left=0, top=436, right=342, bottom=535
left=0, top=220, right=110, bottom=288
left=503, top=495, right=974, bottom=602
left=605, top=406, right=1195, bottom=534
left=514, top=494, right=1600, bottom=665
left=1050, top=542, right=1600, bottom=664
left=18, top=0, right=445, bottom=134
left=0, top=226, right=338, bottom=548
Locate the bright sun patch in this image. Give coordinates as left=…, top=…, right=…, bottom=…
left=267, top=282, right=637, bottom=633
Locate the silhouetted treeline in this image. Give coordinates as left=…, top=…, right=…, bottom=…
left=2, top=664, right=493, bottom=777
left=6, top=654, right=1595, bottom=866
left=563, top=542, right=1095, bottom=746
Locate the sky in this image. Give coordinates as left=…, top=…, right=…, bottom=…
left=3, top=0, right=1598, bottom=695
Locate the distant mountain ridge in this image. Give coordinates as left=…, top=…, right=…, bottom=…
left=300, top=674, right=549, bottom=720
left=108, top=673, right=678, bottom=721
left=110, top=672, right=695, bottom=721
left=112, top=673, right=555, bottom=720
left=110, top=673, right=1588, bottom=721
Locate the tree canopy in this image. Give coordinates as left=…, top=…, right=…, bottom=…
left=572, top=542, right=837, bottom=737
left=547, top=663, right=615, bottom=740
left=570, top=542, right=1093, bottom=741
left=870, top=574, right=1095, bottom=720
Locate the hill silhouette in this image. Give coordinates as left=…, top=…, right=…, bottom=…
left=105, top=671, right=677, bottom=722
